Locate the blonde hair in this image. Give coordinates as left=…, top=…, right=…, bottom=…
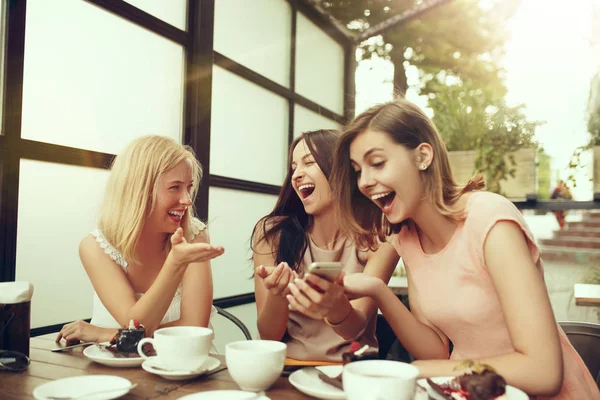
left=98, top=135, right=203, bottom=263
left=331, top=98, right=485, bottom=250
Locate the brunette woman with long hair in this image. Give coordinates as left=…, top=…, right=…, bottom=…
left=251, top=129, right=398, bottom=362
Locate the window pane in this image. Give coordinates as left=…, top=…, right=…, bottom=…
left=21, top=0, right=185, bottom=154
left=208, top=187, right=277, bottom=298
left=123, top=0, right=187, bottom=30
left=16, top=160, right=110, bottom=328
left=294, top=104, right=342, bottom=138
left=211, top=66, right=288, bottom=185
left=295, top=13, right=345, bottom=115
left=214, top=0, right=291, bottom=88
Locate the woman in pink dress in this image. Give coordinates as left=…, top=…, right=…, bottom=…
left=330, top=98, right=599, bottom=399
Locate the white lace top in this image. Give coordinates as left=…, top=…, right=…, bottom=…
left=89, top=218, right=217, bottom=329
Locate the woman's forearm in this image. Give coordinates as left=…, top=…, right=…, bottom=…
left=127, top=255, right=186, bottom=334
left=327, top=298, right=369, bottom=340
left=98, top=327, right=119, bottom=342
left=257, top=293, right=290, bottom=341
left=375, top=285, right=448, bottom=360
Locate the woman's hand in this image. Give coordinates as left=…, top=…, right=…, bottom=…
left=286, top=272, right=348, bottom=320
left=55, top=320, right=116, bottom=344
left=343, top=273, right=385, bottom=300
left=169, top=227, right=224, bottom=267
left=255, top=262, right=298, bottom=297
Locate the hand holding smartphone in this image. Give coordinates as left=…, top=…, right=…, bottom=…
left=306, top=262, right=343, bottom=282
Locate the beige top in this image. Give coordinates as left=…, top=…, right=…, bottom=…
left=285, top=237, right=378, bottom=361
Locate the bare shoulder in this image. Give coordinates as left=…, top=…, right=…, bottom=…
left=252, top=217, right=280, bottom=255
left=79, top=234, right=101, bottom=258
left=78, top=234, right=119, bottom=273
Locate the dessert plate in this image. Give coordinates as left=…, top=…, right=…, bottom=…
left=419, top=377, right=529, bottom=400
left=178, top=391, right=270, bottom=400
left=141, top=356, right=220, bottom=381
left=83, top=342, right=144, bottom=367
left=288, top=366, right=346, bottom=400
left=33, top=375, right=133, bottom=400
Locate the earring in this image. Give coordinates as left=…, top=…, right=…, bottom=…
left=420, top=164, right=427, bottom=170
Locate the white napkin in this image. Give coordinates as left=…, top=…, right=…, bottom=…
left=0, top=281, right=34, bottom=304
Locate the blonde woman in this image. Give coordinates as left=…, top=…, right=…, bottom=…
left=56, top=135, right=224, bottom=344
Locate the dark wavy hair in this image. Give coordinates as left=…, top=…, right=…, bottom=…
left=251, top=129, right=340, bottom=271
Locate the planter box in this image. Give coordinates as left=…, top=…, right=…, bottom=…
left=448, top=148, right=536, bottom=200
left=594, top=146, right=600, bottom=196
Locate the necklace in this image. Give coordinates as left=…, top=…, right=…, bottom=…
left=308, top=232, right=344, bottom=250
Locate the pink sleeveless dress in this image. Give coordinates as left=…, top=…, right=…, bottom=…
left=391, top=191, right=599, bottom=399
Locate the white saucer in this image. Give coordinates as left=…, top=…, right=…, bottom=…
left=178, top=391, right=270, bottom=400
left=142, top=356, right=220, bottom=380
left=83, top=342, right=144, bottom=368
left=288, top=366, right=346, bottom=400
left=418, top=377, right=529, bottom=400
left=33, top=375, right=133, bottom=400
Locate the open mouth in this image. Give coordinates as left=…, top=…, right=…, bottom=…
left=168, top=210, right=185, bottom=222
left=298, top=183, right=316, bottom=199
left=371, top=191, right=396, bottom=212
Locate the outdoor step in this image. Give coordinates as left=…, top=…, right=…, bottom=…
left=540, top=246, right=600, bottom=264
left=557, top=228, right=600, bottom=239
left=581, top=210, right=600, bottom=220
left=539, top=237, right=600, bottom=249
left=583, top=215, right=600, bottom=223
left=565, top=220, right=600, bottom=229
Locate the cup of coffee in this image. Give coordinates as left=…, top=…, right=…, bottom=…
left=343, top=360, right=419, bottom=400
left=137, top=326, right=213, bottom=371
left=225, top=340, right=286, bottom=391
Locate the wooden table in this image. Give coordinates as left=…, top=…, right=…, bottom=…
left=574, top=283, right=600, bottom=306
left=0, top=334, right=313, bottom=399
left=389, top=276, right=408, bottom=296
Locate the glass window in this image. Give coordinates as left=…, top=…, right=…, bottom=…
left=16, top=160, right=110, bottom=328
left=214, top=0, right=291, bottom=88
left=211, top=66, right=288, bottom=186
left=208, top=187, right=277, bottom=298
left=294, top=104, right=342, bottom=138
left=295, top=13, right=345, bottom=115
left=123, top=0, right=187, bottom=31
left=21, top=0, right=185, bottom=154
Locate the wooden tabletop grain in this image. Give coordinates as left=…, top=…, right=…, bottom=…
left=0, top=334, right=315, bottom=399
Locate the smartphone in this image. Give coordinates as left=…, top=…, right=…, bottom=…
left=306, top=262, right=343, bottom=281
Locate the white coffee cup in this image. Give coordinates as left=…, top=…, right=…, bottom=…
left=137, top=326, right=213, bottom=371
left=225, top=340, right=286, bottom=392
left=343, top=360, right=419, bottom=400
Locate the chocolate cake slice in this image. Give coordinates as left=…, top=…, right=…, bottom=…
left=110, top=319, right=145, bottom=354
left=427, top=362, right=507, bottom=400
left=341, top=341, right=379, bottom=364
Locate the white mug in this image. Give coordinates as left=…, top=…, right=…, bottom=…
left=137, top=326, right=213, bottom=371
left=225, top=340, right=286, bottom=392
left=343, top=360, right=419, bottom=400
